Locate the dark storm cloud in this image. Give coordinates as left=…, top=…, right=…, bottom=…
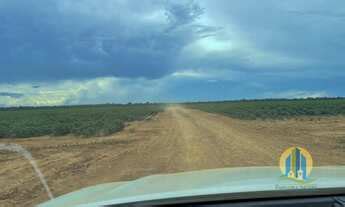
left=0, top=0, right=217, bottom=82
left=1, top=0, right=345, bottom=103
left=164, top=0, right=204, bottom=30
left=200, top=0, right=345, bottom=74
left=0, top=92, right=24, bottom=98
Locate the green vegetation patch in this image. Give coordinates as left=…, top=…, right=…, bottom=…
left=185, top=98, right=345, bottom=120
left=0, top=104, right=164, bottom=139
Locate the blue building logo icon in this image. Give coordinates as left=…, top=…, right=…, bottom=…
left=279, top=147, right=313, bottom=181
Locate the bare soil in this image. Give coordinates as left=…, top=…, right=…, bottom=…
left=1, top=106, right=345, bottom=206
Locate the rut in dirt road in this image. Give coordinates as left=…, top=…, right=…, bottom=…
left=105, top=106, right=278, bottom=176
left=163, top=107, right=277, bottom=169
left=118, top=106, right=342, bottom=173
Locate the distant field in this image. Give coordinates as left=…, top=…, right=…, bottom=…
left=185, top=98, right=345, bottom=120
left=2, top=98, right=345, bottom=139
left=0, top=104, right=164, bottom=138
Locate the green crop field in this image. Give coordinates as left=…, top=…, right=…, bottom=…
left=2, top=98, right=345, bottom=139
left=185, top=98, right=345, bottom=120
left=0, top=104, right=164, bottom=139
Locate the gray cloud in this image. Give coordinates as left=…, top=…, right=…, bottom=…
left=0, top=0, right=219, bottom=82
left=197, top=0, right=345, bottom=74
left=0, top=92, right=24, bottom=98
left=164, top=0, right=204, bottom=31
left=2, top=0, right=344, bottom=84
left=0, top=0, right=345, bottom=106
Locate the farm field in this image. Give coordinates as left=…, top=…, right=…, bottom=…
left=0, top=104, right=164, bottom=138
left=1, top=98, right=344, bottom=139
left=1, top=99, right=345, bottom=206
left=185, top=98, right=345, bottom=120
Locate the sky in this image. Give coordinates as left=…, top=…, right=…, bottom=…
left=0, top=0, right=344, bottom=106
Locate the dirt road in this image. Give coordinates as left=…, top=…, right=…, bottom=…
left=1, top=106, right=345, bottom=206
